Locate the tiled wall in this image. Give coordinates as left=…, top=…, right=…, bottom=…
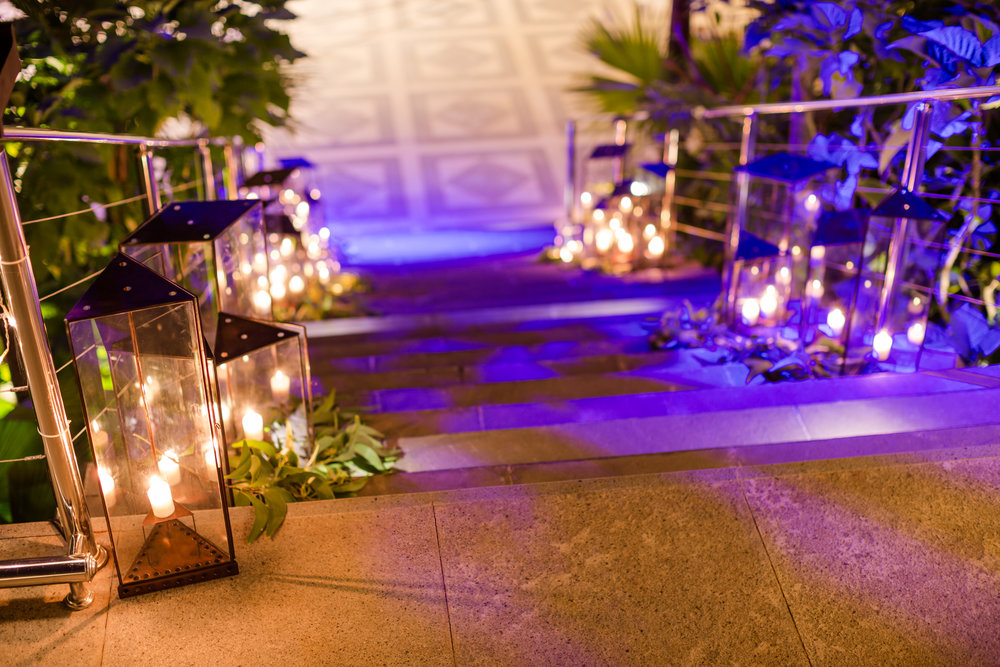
left=264, top=0, right=663, bottom=233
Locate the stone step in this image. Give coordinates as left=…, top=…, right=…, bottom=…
left=341, top=367, right=696, bottom=412
left=316, top=348, right=692, bottom=393
left=388, top=378, right=1000, bottom=472
left=357, top=421, right=1000, bottom=496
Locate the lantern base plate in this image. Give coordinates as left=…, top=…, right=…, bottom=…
left=118, top=518, right=238, bottom=598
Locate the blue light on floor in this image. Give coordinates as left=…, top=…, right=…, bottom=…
left=336, top=226, right=554, bottom=266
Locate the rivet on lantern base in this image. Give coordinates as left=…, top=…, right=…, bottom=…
left=119, top=517, right=238, bottom=598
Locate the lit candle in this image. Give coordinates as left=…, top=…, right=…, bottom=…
left=616, top=232, right=634, bottom=254
left=98, top=467, right=116, bottom=507
left=619, top=196, right=633, bottom=214
left=280, top=237, right=295, bottom=257
left=242, top=409, right=264, bottom=441
left=873, top=329, right=892, bottom=361
left=595, top=229, right=614, bottom=253
left=147, top=476, right=175, bottom=518
left=270, top=281, right=287, bottom=300
left=907, top=321, right=925, bottom=346
left=157, top=452, right=182, bottom=486
left=204, top=441, right=218, bottom=469
left=741, top=298, right=760, bottom=326
left=776, top=266, right=791, bottom=284
left=806, top=279, right=824, bottom=300
left=647, top=236, right=665, bottom=257
left=289, top=275, right=305, bottom=294
left=826, top=307, right=846, bottom=336
left=759, top=285, right=779, bottom=320
left=253, top=289, right=272, bottom=313
left=270, top=370, right=290, bottom=403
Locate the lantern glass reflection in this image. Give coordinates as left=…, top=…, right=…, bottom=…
left=66, top=254, right=237, bottom=598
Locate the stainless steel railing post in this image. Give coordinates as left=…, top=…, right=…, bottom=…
left=722, top=112, right=758, bottom=324
left=0, top=148, right=105, bottom=609
left=198, top=138, right=217, bottom=201
left=564, top=120, right=576, bottom=224
left=223, top=139, right=240, bottom=201
left=661, top=128, right=680, bottom=253
left=138, top=143, right=161, bottom=216
left=875, top=102, right=933, bottom=333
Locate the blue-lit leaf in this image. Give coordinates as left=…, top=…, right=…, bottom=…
left=774, top=14, right=817, bottom=33
left=844, top=8, right=863, bottom=39
left=875, top=21, right=893, bottom=41
left=819, top=51, right=860, bottom=96
left=744, top=21, right=768, bottom=53
left=983, top=35, right=1000, bottom=67
left=921, top=26, right=983, bottom=66
left=901, top=16, right=944, bottom=34
left=926, top=41, right=959, bottom=75
left=766, top=37, right=827, bottom=59
left=811, top=3, right=846, bottom=30
left=833, top=175, right=857, bottom=210
left=918, top=66, right=958, bottom=91
left=850, top=114, right=864, bottom=138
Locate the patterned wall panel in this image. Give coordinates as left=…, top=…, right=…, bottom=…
left=266, top=0, right=666, bottom=232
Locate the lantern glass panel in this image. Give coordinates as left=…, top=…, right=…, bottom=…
left=844, top=191, right=946, bottom=372
left=212, top=315, right=313, bottom=456
left=121, top=200, right=269, bottom=341
left=67, top=255, right=237, bottom=597
left=729, top=153, right=837, bottom=326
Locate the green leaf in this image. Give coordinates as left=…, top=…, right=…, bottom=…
left=247, top=494, right=268, bottom=543
left=225, top=445, right=252, bottom=480
left=353, top=443, right=386, bottom=472
left=262, top=488, right=289, bottom=538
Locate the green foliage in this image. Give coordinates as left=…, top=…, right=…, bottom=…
left=6, top=1, right=303, bottom=291
left=649, top=300, right=846, bottom=382
left=226, top=391, right=400, bottom=543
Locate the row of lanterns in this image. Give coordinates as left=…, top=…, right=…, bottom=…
left=723, top=153, right=946, bottom=375
left=560, top=122, right=949, bottom=375
left=67, top=165, right=332, bottom=598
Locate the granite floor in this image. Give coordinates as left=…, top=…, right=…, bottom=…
left=4, top=437, right=1000, bottom=666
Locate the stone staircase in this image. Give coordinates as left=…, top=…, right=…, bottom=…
left=304, top=249, right=1000, bottom=494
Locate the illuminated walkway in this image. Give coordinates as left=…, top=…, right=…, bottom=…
left=4, top=231, right=1000, bottom=663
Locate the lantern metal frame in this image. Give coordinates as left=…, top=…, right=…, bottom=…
left=65, top=253, right=238, bottom=599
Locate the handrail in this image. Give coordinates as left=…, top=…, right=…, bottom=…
left=696, top=84, right=1000, bottom=119
left=1, top=127, right=230, bottom=147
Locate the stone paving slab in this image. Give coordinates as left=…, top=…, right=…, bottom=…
left=433, top=472, right=808, bottom=665
left=743, top=457, right=1000, bottom=665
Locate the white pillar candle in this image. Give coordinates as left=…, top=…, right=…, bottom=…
left=806, top=279, right=824, bottom=299
left=270, top=370, right=290, bottom=403
left=826, top=308, right=846, bottom=336
left=873, top=329, right=893, bottom=361
left=98, top=467, right=117, bottom=508
left=204, top=441, right=218, bottom=469
left=242, top=409, right=264, bottom=441
left=759, top=285, right=779, bottom=320
left=741, top=298, right=760, bottom=326
left=907, top=321, right=925, bottom=346
left=157, top=453, right=182, bottom=486
left=147, top=476, right=175, bottom=518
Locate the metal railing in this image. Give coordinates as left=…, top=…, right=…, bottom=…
left=566, top=84, right=1000, bottom=325
left=0, top=127, right=241, bottom=609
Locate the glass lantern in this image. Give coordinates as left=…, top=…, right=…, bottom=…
left=65, top=253, right=238, bottom=598
left=800, top=208, right=871, bottom=370
left=729, top=231, right=784, bottom=332
left=242, top=158, right=322, bottom=235
left=120, top=200, right=270, bottom=341
left=725, top=152, right=837, bottom=328
left=211, top=314, right=313, bottom=457
left=844, top=188, right=947, bottom=372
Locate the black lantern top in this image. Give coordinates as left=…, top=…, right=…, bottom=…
left=121, top=200, right=260, bottom=245
left=735, top=231, right=781, bottom=261
left=871, top=188, right=946, bottom=221
left=641, top=162, right=673, bottom=178
left=589, top=144, right=631, bottom=159
left=66, top=253, right=195, bottom=322
left=213, top=313, right=294, bottom=362
left=244, top=167, right=297, bottom=188
left=264, top=213, right=299, bottom=236
left=735, top=152, right=837, bottom=183
left=813, top=208, right=871, bottom=246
